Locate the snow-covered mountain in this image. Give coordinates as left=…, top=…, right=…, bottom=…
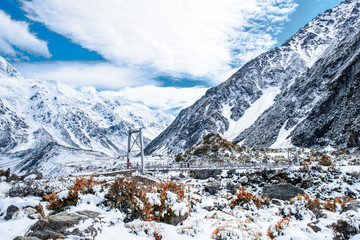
left=145, top=0, right=360, bottom=154
left=0, top=57, right=174, bottom=174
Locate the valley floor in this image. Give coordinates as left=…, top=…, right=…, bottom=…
left=1, top=151, right=360, bottom=240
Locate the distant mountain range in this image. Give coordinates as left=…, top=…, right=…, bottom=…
left=145, top=0, right=360, bottom=154
left=0, top=57, right=173, bottom=175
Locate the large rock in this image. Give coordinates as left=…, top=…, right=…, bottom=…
left=5, top=205, right=19, bottom=220
left=204, top=181, right=221, bottom=195
left=191, top=170, right=213, bottom=179
left=239, top=176, right=248, bottom=184
left=167, top=212, right=188, bottom=226
left=342, top=200, right=360, bottom=213
left=26, top=210, right=102, bottom=239
left=226, top=182, right=241, bottom=194
left=263, top=183, right=304, bottom=201
left=20, top=172, right=43, bottom=181
left=7, top=174, right=20, bottom=182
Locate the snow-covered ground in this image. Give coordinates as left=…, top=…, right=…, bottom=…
left=1, top=149, right=359, bottom=240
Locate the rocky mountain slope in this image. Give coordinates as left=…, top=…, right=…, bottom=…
left=145, top=0, right=360, bottom=154
left=0, top=57, right=174, bottom=175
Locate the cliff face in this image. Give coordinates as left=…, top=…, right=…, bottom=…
left=145, top=0, right=360, bottom=154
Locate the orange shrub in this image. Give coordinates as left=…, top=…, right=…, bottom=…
left=153, top=232, right=162, bottom=240
left=104, top=177, right=153, bottom=222
left=230, top=187, right=262, bottom=209
left=267, top=217, right=290, bottom=240
left=152, top=181, right=188, bottom=224
left=44, top=174, right=97, bottom=213
left=305, top=197, right=321, bottom=215
left=319, top=154, right=332, bottom=166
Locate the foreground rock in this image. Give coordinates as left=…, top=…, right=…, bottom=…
left=342, top=200, right=360, bottom=213
left=205, top=180, right=221, bottom=195
left=5, top=205, right=19, bottom=220
left=263, top=183, right=304, bottom=200
left=191, top=170, right=213, bottom=179
left=20, top=210, right=102, bottom=239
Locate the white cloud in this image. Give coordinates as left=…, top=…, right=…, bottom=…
left=101, top=85, right=208, bottom=113
left=14, top=61, right=156, bottom=89
left=0, top=10, right=50, bottom=58
left=14, top=61, right=208, bottom=114
left=22, top=0, right=297, bottom=79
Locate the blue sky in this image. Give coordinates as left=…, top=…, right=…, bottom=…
left=0, top=0, right=342, bottom=114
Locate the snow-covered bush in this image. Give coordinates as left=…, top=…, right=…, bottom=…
left=281, top=194, right=314, bottom=220
left=267, top=217, right=290, bottom=240
left=323, top=196, right=355, bottom=212
left=126, top=221, right=164, bottom=240
left=318, top=154, right=333, bottom=166
left=229, top=187, right=262, bottom=210
left=211, top=225, right=263, bottom=240
left=44, top=174, right=96, bottom=213
left=149, top=181, right=191, bottom=225
left=104, top=178, right=190, bottom=225
left=104, top=177, right=153, bottom=222
left=177, top=225, right=201, bottom=237
left=211, top=226, right=243, bottom=240
left=329, top=218, right=360, bottom=240
left=9, top=180, right=56, bottom=197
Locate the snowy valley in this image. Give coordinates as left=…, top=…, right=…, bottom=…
left=0, top=0, right=360, bottom=239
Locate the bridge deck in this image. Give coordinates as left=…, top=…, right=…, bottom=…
left=73, top=162, right=291, bottom=177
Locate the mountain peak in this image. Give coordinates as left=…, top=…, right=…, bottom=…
left=0, top=56, right=20, bottom=77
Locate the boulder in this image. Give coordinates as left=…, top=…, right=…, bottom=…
left=345, top=189, right=357, bottom=198
left=263, top=184, right=304, bottom=201
left=227, top=169, right=236, bottom=177
left=239, top=176, right=248, bottom=184
left=165, top=212, right=188, bottom=226
left=307, top=221, right=321, bottom=233
left=204, top=181, right=221, bottom=195
left=7, top=174, right=20, bottom=182
left=5, top=205, right=19, bottom=220
left=21, top=172, right=43, bottom=181
left=271, top=199, right=282, bottom=206
left=226, top=182, right=241, bottom=194
left=26, top=210, right=102, bottom=239
left=211, top=170, right=222, bottom=178
left=191, top=170, right=213, bottom=179
left=342, top=200, right=360, bottom=213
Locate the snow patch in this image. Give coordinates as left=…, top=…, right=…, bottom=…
left=222, top=87, right=280, bottom=141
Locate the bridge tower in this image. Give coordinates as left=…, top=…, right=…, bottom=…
left=287, top=147, right=299, bottom=166
left=127, top=128, right=145, bottom=174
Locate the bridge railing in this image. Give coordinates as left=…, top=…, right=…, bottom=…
left=142, top=161, right=290, bottom=171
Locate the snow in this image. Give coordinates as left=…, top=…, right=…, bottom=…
left=0, top=217, right=37, bottom=240
left=0, top=182, right=42, bottom=240
left=222, top=87, right=280, bottom=141
left=1, top=156, right=360, bottom=240
left=270, top=120, right=295, bottom=149
left=0, top=56, right=174, bottom=173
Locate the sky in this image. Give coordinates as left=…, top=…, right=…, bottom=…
left=0, top=0, right=342, bottom=115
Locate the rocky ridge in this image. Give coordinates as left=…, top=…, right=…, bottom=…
left=145, top=0, right=360, bottom=154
